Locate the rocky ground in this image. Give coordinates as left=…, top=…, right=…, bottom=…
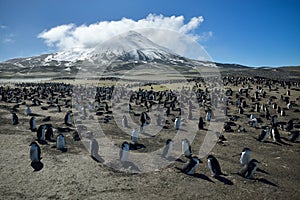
left=0, top=72, right=300, bottom=200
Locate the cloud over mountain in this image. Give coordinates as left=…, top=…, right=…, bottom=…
left=37, top=14, right=211, bottom=60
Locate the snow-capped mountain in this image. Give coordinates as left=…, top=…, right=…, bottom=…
left=1, top=31, right=250, bottom=77
left=51, top=31, right=187, bottom=64
left=3, top=31, right=191, bottom=68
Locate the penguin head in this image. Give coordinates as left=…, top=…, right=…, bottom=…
left=29, top=141, right=37, bottom=146
left=182, top=138, right=189, bottom=144
left=249, top=159, right=259, bottom=165
left=191, top=156, right=202, bottom=163
left=86, top=131, right=93, bottom=139
left=207, top=155, right=215, bottom=160
left=242, top=147, right=251, bottom=153
left=166, top=139, right=172, bottom=145
left=122, top=141, right=129, bottom=148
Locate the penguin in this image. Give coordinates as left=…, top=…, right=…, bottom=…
left=37, top=125, right=46, bottom=141
left=182, top=156, right=201, bottom=175
left=251, top=118, right=258, bottom=128
left=280, top=109, right=285, bottom=116
left=276, top=106, right=281, bottom=114
left=239, top=159, right=259, bottom=179
left=255, top=103, right=260, bottom=112
left=206, top=110, right=211, bottom=122
left=238, top=106, right=244, bottom=114
left=45, top=126, right=54, bottom=141
left=64, top=111, right=72, bottom=125
left=265, top=111, right=271, bottom=120
left=258, top=127, right=269, bottom=142
left=156, top=113, right=162, bottom=126
left=128, top=103, right=132, bottom=111
left=103, top=115, right=110, bottom=123
left=140, top=111, right=149, bottom=127
left=289, top=130, right=300, bottom=143
left=271, top=126, right=281, bottom=142
left=120, top=141, right=130, bottom=162
left=249, top=114, right=256, bottom=121
left=240, top=148, right=251, bottom=166
left=286, top=120, right=293, bottom=131
left=198, top=117, right=204, bottom=129
left=166, top=107, right=171, bottom=116
left=131, top=128, right=139, bottom=143
left=56, top=133, right=66, bottom=151
left=121, top=115, right=128, bottom=128
left=42, top=116, right=51, bottom=122
left=29, top=141, right=41, bottom=163
left=12, top=112, right=19, bottom=125
left=32, top=99, right=40, bottom=106
left=57, top=105, right=61, bottom=112
left=73, top=131, right=81, bottom=141
left=89, top=138, right=99, bottom=158
left=174, top=117, right=180, bottom=130
left=216, top=132, right=227, bottom=144
left=162, top=139, right=173, bottom=159
left=86, top=132, right=99, bottom=160
left=29, top=117, right=37, bottom=132
left=271, top=115, right=278, bottom=126
left=25, top=106, right=31, bottom=115
left=182, top=139, right=192, bottom=157
left=207, top=155, right=224, bottom=177
left=104, top=102, right=109, bottom=112
left=287, top=102, right=292, bottom=110
left=81, top=106, right=87, bottom=116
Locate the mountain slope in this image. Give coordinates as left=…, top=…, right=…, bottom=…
left=0, top=30, right=263, bottom=78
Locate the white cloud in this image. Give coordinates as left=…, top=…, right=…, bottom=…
left=38, top=24, right=76, bottom=48
left=38, top=14, right=212, bottom=60
left=199, top=31, right=213, bottom=41
left=0, top=25, right=7, bottom=29
left=2, top=33, right=15, bottom=44
left=2, top=38, right=14, bottom=43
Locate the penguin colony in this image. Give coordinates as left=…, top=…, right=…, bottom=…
left=0, top=76, right=299, bottom=183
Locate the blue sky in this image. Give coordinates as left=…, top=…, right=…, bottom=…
left=0, top=0, right=299, bottom=67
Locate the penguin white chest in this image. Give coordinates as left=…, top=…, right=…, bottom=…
left=240, top=151, right=251, bottom=166
left=165, top=142, right=173, bottom=158
left=164, top=142, right=173, bottom=158
left=121, top=145, right=129, bottom=162
left=57, top=136, right=65, bottom=150
left=206, top=112, right=211, bottom=121
left=67, top=114, right=71, bottom=123
left=90, top=139, right=99, bottom=156
left=174, top=119, right=180, bottom=129
left=182, top=140, right=190, bottom=156
left=261, top=131, right=268, bottom=141
left=41, top=127, right=46, bottom=140
left=26, top=108, right=31, bottom=115
left=208, top=159, right=215, bottom=176
left=30, top=145, right=39, bottom=162
left=131, top=129, right=139, bottom=143
left=32, top=120, right=36, bottom=129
